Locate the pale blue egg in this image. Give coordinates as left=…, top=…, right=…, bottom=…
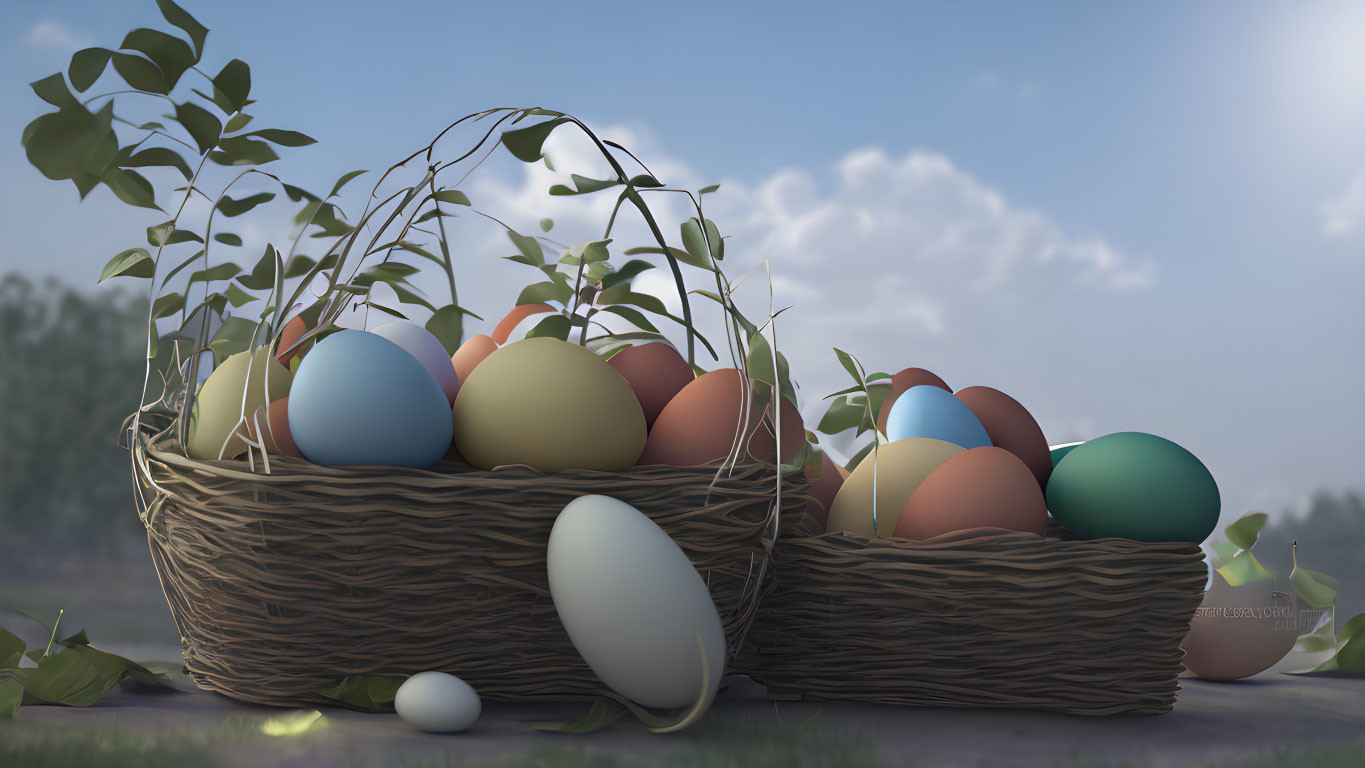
left=288, top=330, right=452, bottom=468
left=885, top=385, right=993, bottom=449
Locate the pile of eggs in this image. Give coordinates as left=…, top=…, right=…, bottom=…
left=186, top=304, right=804, bottom=474
left=812, top=367, right=1222, bottom=545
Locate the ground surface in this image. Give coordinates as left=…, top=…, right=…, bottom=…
left=3, top=672, right=1365, bottom=768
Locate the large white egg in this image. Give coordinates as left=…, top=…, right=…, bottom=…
left=394, top=671, right=481, bottom=733
left=547, top=495, right=726, bottom=710
left=371, top=320, right=461, bottom=405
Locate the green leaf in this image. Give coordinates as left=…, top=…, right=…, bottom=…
left=216, top=192, right=275, bottom=217
left=224, top=113, right=253, bottom=133
left=22, top=103, right=113, bottom=182
left=1340, top=613, right=1365, bottom=645
left=155, top=0, right=208, bottom=58
left=213, top=59, right=251, bottom=113
left=214, top=233, right=243, bottom=246
left=704, top=218, right=725, bottom=261
left=534, top=698, right=627, bottom=734
left=110, top=52, right=168, bottom=94
left=161, top=250, right=204, bottom=287
left=209, top=317, right=260, bottom=360
left=226, top=283, right=253, bottom=308
left=699, top=184, right=720, bottom=195
left=1291, top=564, right=1340, bottom=608
left=833, top=348, right=867, bottom=387
left=151, top=292, right=185, bottom=319
left=191, top=85, right=235, bottom=115
left=99, top=248, right=154, bottom=282
left=817, top=396, right=869, bottom=435
left=570, top=239, right=612, bottom=265
left=147, top=220, right=175, bottom=247
left=1217, top=550, right=1275, bottom=587
left=68, top=48, right=113, bottom=92
left=210, top=136, right=279, bottom=166
left=539, top=218, right=554, bottom=232
left=594, top=305, right=661, bottom=333
left=1337, top=633, right=1365, bottom=673
left=433, top=189, right=471, bottom=206
left=167, top=229, right=202, bottom=245
left=283, top=255, right=318, bottom=279
left=1, top=627, right=24, bottom=668
left=188, top=262, right=241, bottom=286
left=123, top=146, right=191, bottom=179
left=1225, top=512, right=1268, bottom=551
left=320, top=675, right=404, bottom=712
left=329, top=169, right=368, bottom=198
left=596, top=285, right=668, bottom=316
left=550, top=174, right=620, bottom=196
left=526, top=313, right=571, bottom=341
left=281, top=183, right=318, bottom=203
left=600, top=259, right=655, bottom=290
left=426, top=305, right=465, bottom=356
left=622, top=245, right=712, bottom=271
left=175, top=101, right=222, bottom=154
left=629, top=174, right=663, bottom=188
left=120, top=28, right=194, bottom=89
left=508, top=230, right=545, bottom=267
left=243, top=128, right=316, bottom=147
left=3, top=648, right=116, bottom=707
left=31, top=74, right=79, bottom=110
left=502, top=117, right=569, bottom=162
left=100, top=167, right=160, bottom=210
left=0, top=679, right=21, bottom=719
left=238, top=245, right=278, bottom=290
left=1209, top=540, right=1241, bottom=564
left=517, top=281, right=571, bottom=306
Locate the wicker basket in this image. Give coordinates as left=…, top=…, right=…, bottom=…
left=132, top=425, right=809, bottom=707
left=736, top=515, right=1207, bottom=716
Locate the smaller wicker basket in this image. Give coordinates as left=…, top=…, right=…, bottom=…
left=736, top=517, right=1207, bottom=716
left=133, top=424, right=809, bottom=708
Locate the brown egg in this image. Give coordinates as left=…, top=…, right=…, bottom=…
left=637, top=369, right=762, bottom=466
left=451, top=334, right=498, bottom=388
left=607, top=342, right=695, bottom=427
left=954, top=386, right=1052, bottom=489
left=276, top=316, right=311, bottom=365
left=895, top=447, right=1046, bottom=540
left=245, top=397, right=302, bottom=458
left=746, top=393, right=806, bottom=465
left=1182, top=575, right=1300, bottom=681
left=805, top=452, right=847, bottom=529
left=875, top=367, right=951, bottom=436
left=492, top=303, right=555, bottom=345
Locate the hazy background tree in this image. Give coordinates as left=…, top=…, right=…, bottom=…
left=0, top=274, right=148, bottom=576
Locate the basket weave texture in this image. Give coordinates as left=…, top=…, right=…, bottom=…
left=736, top=517, right=1207, bottom=716
left=132, top=427, right=808, bottom=707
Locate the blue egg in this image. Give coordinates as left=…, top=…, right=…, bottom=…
left=885, top=385, right=993, bottom=449
left=288, top=330, right=452, bottom=468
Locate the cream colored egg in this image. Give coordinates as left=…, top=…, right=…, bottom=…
left=825, top=438, right=964, bottom=537
left=187, top=346, right=292, bottom=460
left=394, top=671, right=481, bottom=733
left=548, top=495, right=726, bottom=710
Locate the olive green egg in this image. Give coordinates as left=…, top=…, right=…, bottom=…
left=1045, top=431, right=1219, bottom=543
left=187, top=346, right=293, bottom=460
left=451, top=337, right=647, bottom=473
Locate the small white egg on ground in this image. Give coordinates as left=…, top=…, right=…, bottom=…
left=394, top=671, right=481, bottom=733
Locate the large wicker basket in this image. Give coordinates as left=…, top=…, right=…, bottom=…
left=736, top=515, right=1207, bottom=716
left=132, top=425, right=809, bottom=707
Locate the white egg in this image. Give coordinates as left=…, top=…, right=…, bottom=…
left=394, top=671, right=481, bottom=733
left=371, top=320, right=461, bottom=405
left=547, top=495, right=727, bottom=710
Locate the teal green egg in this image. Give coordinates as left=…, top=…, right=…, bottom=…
left=1045, top=431, right=1220, bottom=543
left=1049, top=441, right=1085, bottom=468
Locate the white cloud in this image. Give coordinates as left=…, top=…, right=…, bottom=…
left=1322, top=171, right=1365, bottom=238
left=26, top=19, right=91, bottom=51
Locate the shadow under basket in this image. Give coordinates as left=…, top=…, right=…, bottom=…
left=734, top=517, right=1207, bottom=716
left=131, top=427, right=808, bottom=708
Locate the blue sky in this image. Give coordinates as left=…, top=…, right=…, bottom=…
left=2, top=0, right=1363, bottom=527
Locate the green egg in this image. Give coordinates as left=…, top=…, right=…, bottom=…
left=1049, top=441, right=1085, bottom=468
left=1045, top=431, right=1219, bottom=543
